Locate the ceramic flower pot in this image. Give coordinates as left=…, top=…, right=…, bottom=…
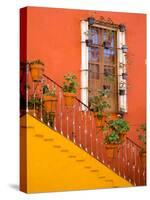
left=87, top=17, right=95, bottom=25
left=43, top=96, right=57, bottom=113
left=119, top=24, right=126, bottom=32
left=94, top=113, right=107, bottom=127
left=85, top=39, right=93, bottom=46
left=119, top=133, right=126, bottom=143
left=29, top=64, right=44, bottom=82
left=63, top=92, right=76, bottom=107
left=105, top=144, right=119, bottom=159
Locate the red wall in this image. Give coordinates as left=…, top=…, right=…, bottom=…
left=22, top=7, right=146, bottom=144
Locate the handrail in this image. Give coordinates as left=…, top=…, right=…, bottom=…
left=43, top=74, right=89, bottom=109
left=25, top=72, right=146, bottom=186
left=126, top=136, right=142, bottom=149
left=43, top=74, right=142, bottom=150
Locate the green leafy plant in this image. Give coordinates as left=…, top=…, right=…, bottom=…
left=43, top=112, right=55, bottom=128
left=107, top=118, right=130, bottom=134
left=29, top=59, right=44, bottom=66
left=28, top=95, right=41, bottom=110
left=42, top=85, right=56, bottom=97
left=104, top=131, right=120, bottom=144
left=62, top=73, right=78, bottom=93
left=89, top=89, right=111, bottom=119
left=103, top=118, right=129, bottom=145
left=136, top=123, right=146, bottom=145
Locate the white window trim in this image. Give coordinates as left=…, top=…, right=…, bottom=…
left=81, top=20, right=127, bottom=112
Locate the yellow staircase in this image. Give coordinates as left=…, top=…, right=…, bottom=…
left=20, top=114, right=132, bottom=193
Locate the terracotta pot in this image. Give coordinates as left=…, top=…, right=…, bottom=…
left=43, top=96, right=57, bottom=113
left=105, top=144, right=119, bottom=159
left=29, top=64, right=44, bottom=82
left=108, top=113, right=118, bottom=121
left=119, top=133, right=126, bottom=143
left=63, top=92, right=76, bottom=107
left=94, top=113, right=106, bottom=127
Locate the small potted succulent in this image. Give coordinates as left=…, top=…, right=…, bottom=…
left=119, top=89, right=125, bottom=96
left=136, top=124, right=146, bottom=166
left=29, top=59, right=44, bottom=82
left=28, top=95, right=41, bottom=116
left=122, top=45, right=128, bottom=53
left=85, top=39, right=93, bottom=47
left=89, top=89, right=111, bottom=127
left=87, top=17, right=95, bottom=25
left=42, top=85, right=57, bottom=113
left=62, top=73, right=78, bottom=107
left=119, top=24, right=126, bottom=32
left=107, top=118, right=130, bottom=142
left=122, top=72, right=128, bottom=80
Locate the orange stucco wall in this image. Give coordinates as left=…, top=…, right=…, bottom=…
left=21, top=7, right=146, bottom=144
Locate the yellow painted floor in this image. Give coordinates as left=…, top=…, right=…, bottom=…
left=20, top=114, right=132, bottom=193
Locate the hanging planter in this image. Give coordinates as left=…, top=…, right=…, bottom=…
left=122, top=45, right=128, bottom=53
left=119, top=24, right=126, bottom=32
left=62, top=73, right=78, bottom=107
left=94, top=112, right=107, bottom=127
left=63, top=92, right=76, bottom=107
left=117, top=108, right=125, bottom=118
left=42, top=85, right=57, bottom=113
left=105, top=144, right=119, bottom=159
left=122, top=72, right=128, bottom=80
left=87, top=17, right=95, bottom=25
left=43, top=95, right=57, bottom=113
left=119, top=89, right=125, bottom=96
left=85, top=39, right=93, bottom=47
left=29, top=59, right=44, bottom=82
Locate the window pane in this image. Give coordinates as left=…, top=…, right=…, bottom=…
left=104, top=49, right=116, bottom=65
left=103, top=30, right=115, bottom=48
left=89, top=47, right=100, bottom=62
left=89, top=28, right=99, bottom=44
left=89, top=64, right=99, bottom=79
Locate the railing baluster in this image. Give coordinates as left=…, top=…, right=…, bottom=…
left=24, top=72, right=146, bottom=186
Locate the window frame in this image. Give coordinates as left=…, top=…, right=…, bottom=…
left=81, top=20, right=127, bottom=113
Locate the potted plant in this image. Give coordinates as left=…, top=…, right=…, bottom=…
left=107, top=118, right=130, bottom=142
left=85, top=39, right=93, bottom=47
left=136, top=124, right=146, bottom=167
left=122, top=72, right=128, bottom=80
left=119, top=24, right=126, bottom=32
left=29, top=59, right=44, bottom=82
left=87, top=17, right=95, bottom=25
left=28, top=95, right=41, bottom=116
left=43, top=111, right=55, bottom=128
left=42, top=85, right=57, bottom=113
left=122, top=45, right=128, bottom=53
left=89, top=89, right=111, bottom=127
left=62, top=73, right=78, bottom=107
left=103, top=130, right=121, bottom=159
left=119, top=89, right=125, bottom=96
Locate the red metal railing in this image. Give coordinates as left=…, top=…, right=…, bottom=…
left=22, top=66, right=146, bottom=186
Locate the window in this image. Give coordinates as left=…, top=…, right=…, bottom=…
left=81, top=20, right=127, bottom=113
left=88, top=26, right=118, bottom=112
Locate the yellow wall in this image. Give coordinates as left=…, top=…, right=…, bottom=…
left=20, top=114, right=132, bottom=193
